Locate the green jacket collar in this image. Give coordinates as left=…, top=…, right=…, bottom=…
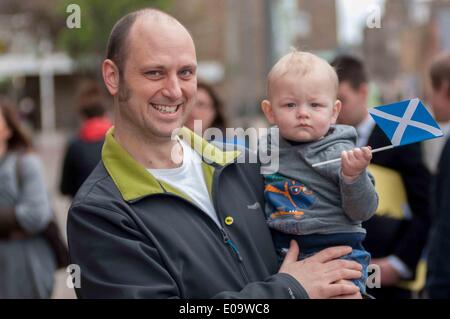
left=102, top=127, right=241, bottom=202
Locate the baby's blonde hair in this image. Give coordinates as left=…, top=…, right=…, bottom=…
left=266, top=49, right=338, bottom=100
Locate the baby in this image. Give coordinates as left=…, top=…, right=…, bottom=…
left=259, top=51, right=378, bottom=294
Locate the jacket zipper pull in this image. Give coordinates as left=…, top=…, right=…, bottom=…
left=220, top=228, right=229, bottom=243
left=220, top=228, right=243, bottom=262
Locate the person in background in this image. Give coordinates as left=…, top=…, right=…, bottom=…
left=185, top=81, right=228, bottom=134
left=60, top=80, right=112, bottom=198
left=0, top=98, right=56, bottom=298
left=331, top=55, right=431, bottom=299
left=426, top=52, right=450, bottom=299
left=185, top=81, right=245, bottom=146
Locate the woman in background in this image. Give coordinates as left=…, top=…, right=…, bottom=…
left=185, top=81, right=228, bottom=133
left=0, top=98, right=56, bottom=298
left=186, top=81, right=246, bottom=146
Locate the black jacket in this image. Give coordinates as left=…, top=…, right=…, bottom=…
left=363, top=125, right=431, bottom=274
left=60, top=117, right=112, bottom=198
left=60, top=137, right=104, bottom=197
left=67, top=128, right=308, bottom=299
left=426, top=138, right=450, bottom=298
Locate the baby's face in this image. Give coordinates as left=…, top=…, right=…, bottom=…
left=263, top=71, right=340, bottom=142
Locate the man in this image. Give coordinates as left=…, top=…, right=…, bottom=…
left=67, top=9, right=362, bottom=299
left=60, top=80, right=112, bottom=198
left=331, top=55, right=431, bottom=299
left=426, top=52, right=450, bottom=298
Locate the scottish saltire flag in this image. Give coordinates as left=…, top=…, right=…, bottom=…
left=368, top=98, right=443, bottom=146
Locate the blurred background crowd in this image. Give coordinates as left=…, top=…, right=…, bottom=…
left=1, top=0, right=450, bottom=299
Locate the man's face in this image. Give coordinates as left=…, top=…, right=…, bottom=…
left=336, top=81, right=368, bottom=127
left=262, top=71, right=340, bottom=142
left=431, top=82, right=450, bottom=122
left=116, top=19, right=197, bottom=140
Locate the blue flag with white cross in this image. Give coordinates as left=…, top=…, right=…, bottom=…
left=368, top=98, right=443, bottom=146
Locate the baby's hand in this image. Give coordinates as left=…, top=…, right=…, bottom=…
left=341, top=147, right=372, bottom=182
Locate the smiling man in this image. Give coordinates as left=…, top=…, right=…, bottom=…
left=67, top=8, right=363, bottom=299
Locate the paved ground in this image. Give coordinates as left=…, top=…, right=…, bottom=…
left=35, top=131, right=76, bottom=299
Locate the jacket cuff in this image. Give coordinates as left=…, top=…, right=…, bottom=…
left=271, top=273, right=310, bottom=299
left=387, top=255, right=413, bottom=279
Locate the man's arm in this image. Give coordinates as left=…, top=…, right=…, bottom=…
left=426, top=144, right=450, bottom=298
left=60, top=141, right=78, bottom=197
left=392, top=143, right=431, bottom=273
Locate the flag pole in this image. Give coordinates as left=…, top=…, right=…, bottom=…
left=311, top=145, right=395, bottom=167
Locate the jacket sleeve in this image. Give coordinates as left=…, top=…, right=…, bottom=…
left=60, top=141, right=77, bottom=197
left=392, top=143, right=431, bottom=271
left=15, top=154, right=52, bottom=234
left=67, top=203, right=308, bottom=299
left=339, top=170, right=379, bottom=222
left=426, top=143, right=450, bottom=298
left=212, top=273, right=309, bottom=299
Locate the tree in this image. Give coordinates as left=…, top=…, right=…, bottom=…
left=57, top=0, right=170, bottom=62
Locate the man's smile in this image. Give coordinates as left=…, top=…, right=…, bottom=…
left=150, top=102, right=184, bottom=114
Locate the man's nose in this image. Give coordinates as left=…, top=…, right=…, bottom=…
left=162, top=75, right=182, bottom=100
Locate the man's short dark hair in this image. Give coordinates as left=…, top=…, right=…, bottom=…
left=331, top=55, right=368, bottom=90
left=430, top=52, right=450, bottom=96
left=106, top=8, right=175, bottom=75
left=106, top=11, right=141, bottom=75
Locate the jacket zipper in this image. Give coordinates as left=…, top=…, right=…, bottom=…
left=212, top=166, right=251, bottom=284
left=134, top=163, right=252, bottom=284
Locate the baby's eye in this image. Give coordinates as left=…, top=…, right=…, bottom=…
left=286, top=103, right=297, bottom=108
left=311, top=103, right=322, bottom=108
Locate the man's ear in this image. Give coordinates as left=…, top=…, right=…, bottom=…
left=102, top=59, right=120, bottom=96
left=261, top=100, right=275, bottom=124
left=443, top=81, right=450, bottom=100
left=359, top=83, right=369, bottom=101
left=331, top=99, right=342, bottom=124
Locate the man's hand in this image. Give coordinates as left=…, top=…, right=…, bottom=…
left=341, top=147, right=372, bottom=183
left=331, top=280, right=362, bottom=299
left=371, top=257, right=401, bottom=286
left=279, top=240, right=362, bottom=299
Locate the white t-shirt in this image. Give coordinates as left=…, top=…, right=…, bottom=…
left=356, top=114, right=376, bottom=147
left=147, top=139, right=221, bottom=227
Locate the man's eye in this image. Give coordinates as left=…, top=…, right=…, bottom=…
left=145, top=70, right=163, bottom=77
left=179, top=69, right=194, bottom=78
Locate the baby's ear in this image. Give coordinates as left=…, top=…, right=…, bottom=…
left=331, top=100, right=342, bottom=124
left=261, top=100, right=275, bottom=124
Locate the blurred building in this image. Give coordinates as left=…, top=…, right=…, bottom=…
left=0, top=2, right=78, bottom=132
left=170, top=0, right=337, bottom=127
left=363, top=0, right=450, bottom=104
left=0, top=0, right=341, bottom=131
left=295, top=0, right=337, bottom=53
